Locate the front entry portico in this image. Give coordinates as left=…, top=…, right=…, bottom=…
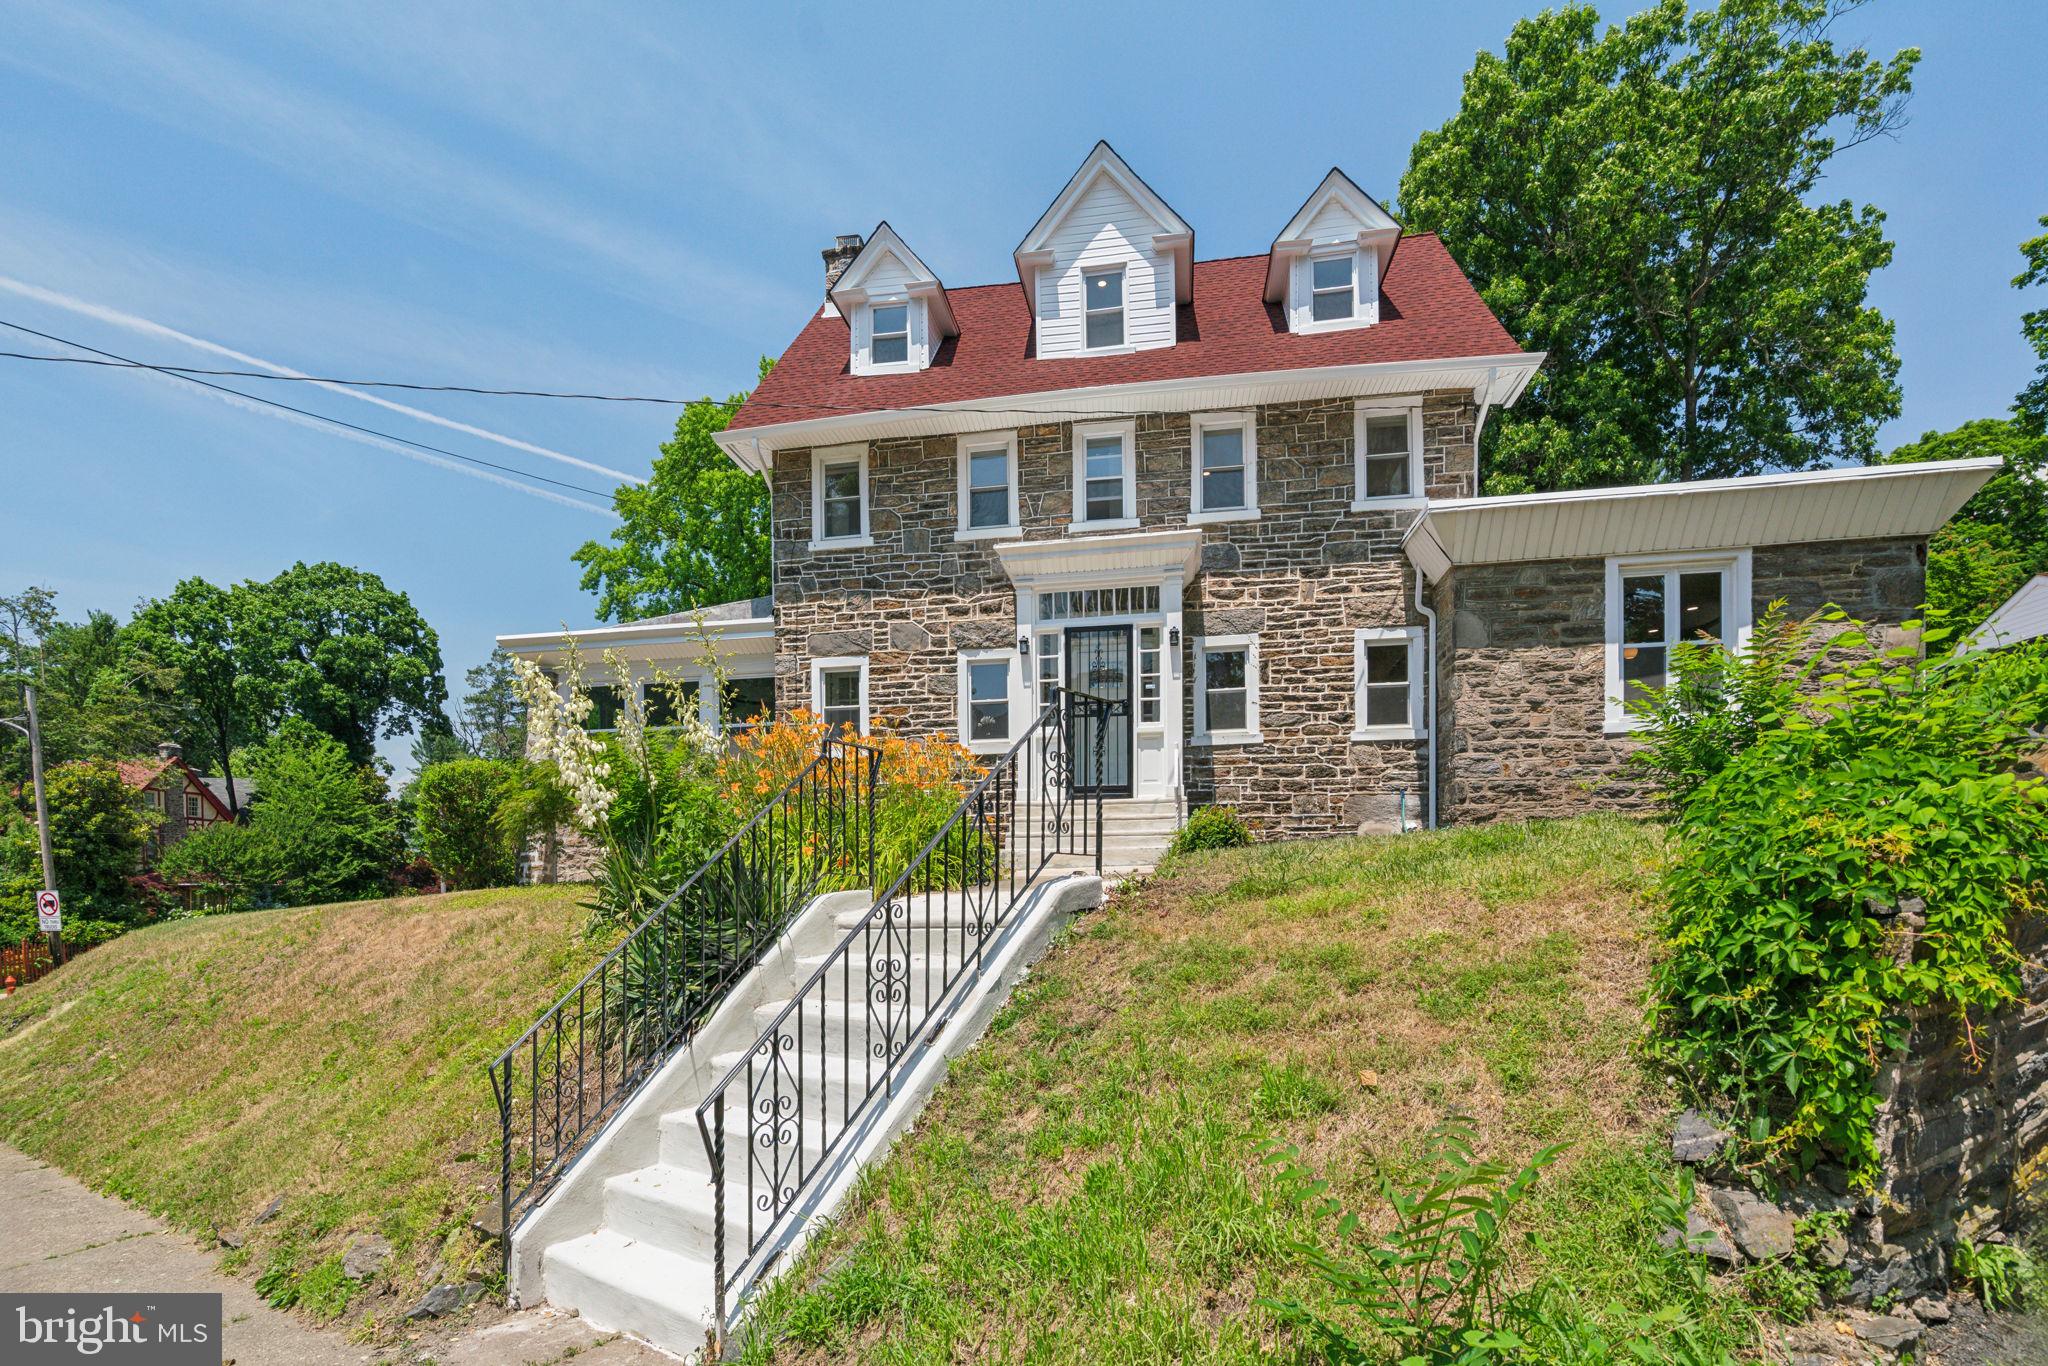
left=996, top=527, right=1203, bottom=806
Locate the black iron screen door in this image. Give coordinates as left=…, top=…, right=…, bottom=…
left=1065, top=625, right=1133, bottom=797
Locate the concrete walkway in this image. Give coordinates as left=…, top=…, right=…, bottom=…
left=0, top=1144, right=672, bottom=1364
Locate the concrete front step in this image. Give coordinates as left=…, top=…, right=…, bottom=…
left=602, top=1162, right=750, bottom=1257
left=541, top=1230, right=716, bottom=1356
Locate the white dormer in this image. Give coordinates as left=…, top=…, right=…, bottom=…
left=1014, top=141, right=1193, bottom=361
left=830, top=222, right=957, bottom=376
left=1266, top=168, right=1402, bottom=334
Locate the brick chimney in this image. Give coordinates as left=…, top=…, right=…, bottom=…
left=156, top=740, right=182, bottom=762
left=822, top=234, right=864, bottom=298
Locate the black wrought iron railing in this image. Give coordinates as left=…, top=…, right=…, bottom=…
left=489, top=734, right=881, bottom=1247
left=694, top=688, right=1119, bottom=1336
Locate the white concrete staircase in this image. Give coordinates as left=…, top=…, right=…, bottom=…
left=1050, top=797, right=1182, bottom=874
left=513, top=873, right=1102, bottom=1359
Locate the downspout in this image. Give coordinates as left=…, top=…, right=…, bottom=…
left=1472, top=366, right=1498, bottom=498
left=1414, top=567, right=1439, bottom=832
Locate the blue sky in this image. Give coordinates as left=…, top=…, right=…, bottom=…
left=2, top=0, right=2041, bottom=775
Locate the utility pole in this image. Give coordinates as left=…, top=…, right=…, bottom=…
left=3, top=683, right=60, bottom=964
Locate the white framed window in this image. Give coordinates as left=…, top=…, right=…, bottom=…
left=956, top=650, right=1015, bottom=753
left=1311, top=252, right=1356, bottom=323
left=810, top=443, right=872, bottom=549
left=1192, top=634, right=1260, bottom=746
left=719, top=676, right=776, bottom=731
left=957, top=432, right=1020, bottom=538
left=1352, top=627, right=1426, bottom=741
left=1352, top=399, right=1423, bottom=509
left=811, top=655, right=869, bottom=736
left=1082, top=266, right=1125, bottom=350
left=869, top=302, right=910, bottom=366
left=1189, top=411, right=1258, bottom=523
left=1137, top=625, right=1163, bottom=727
left=1035, top=631, right=1063, bottom=709
left=584, top=683, right=624, bottom=732
left=1603, top=550, right=1753, bottom=733
left=1071, top=420, right=1138, bottom=530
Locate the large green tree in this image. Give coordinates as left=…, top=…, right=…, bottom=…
left=1400, top=0, right=1916, bottom=492
left=251, top=561, right=447, bottom=768
left=2018, top=214, right=2048, bottom=436
left=572, top=363, right=771, bottom=621
left=127, top=578, right=264, bottom=816
left=1884, top=419, right=2048, bottom=636
left=1, top=758, right=156, bottom=939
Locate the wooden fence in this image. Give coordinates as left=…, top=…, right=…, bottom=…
left=0, top=935, right=82, bottom=990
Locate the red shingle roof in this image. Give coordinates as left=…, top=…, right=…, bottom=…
left=729, top=234, right=1523, bottom=432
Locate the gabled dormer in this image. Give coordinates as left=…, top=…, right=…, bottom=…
left=829, top=222, right=957, bottom=376
left=1265, top=168, right=1401, bottom=334
left=1014, top=142, right=1193, bottom=360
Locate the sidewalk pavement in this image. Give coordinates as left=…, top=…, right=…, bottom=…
left=0, top=1143, right=672, bottom=1364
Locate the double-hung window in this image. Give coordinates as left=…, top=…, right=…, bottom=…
left=1072, top=420, right=1136, bottom=529
left=1353, top=401, right=1421, bottom=507
left=1352, top=627, right=1425, bottom=741
left=1604, top=551, right=1751, bottom=731
left=870, top=303, right=910, bottom=366
left=1193, top=635, right=1260, bottom=745
left=1083, top=267, right=1124, bottom=349
left=811, top=444, right=871, bottom=547
left=812, top=657, right=868, bottom=736
left=957, top=652, right=1013, bottom=752
left=1311, top=253, right=1356, bottom=323
left=958, top=433, right=1019, bottom=536
left=1190, top=412, right=1257, bottom=522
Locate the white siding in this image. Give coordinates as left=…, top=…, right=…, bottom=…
left=1034, top=175, right=1177, bottom=359
left=1303, top=196, right=1369, bottom=241
left=860, top=249, right=919, bottom=297
left=1966, top=577, right=2048, bottom=652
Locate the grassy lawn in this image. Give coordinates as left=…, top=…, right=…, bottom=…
left=737, top=816, right=1763, bottom=1364
left=0, top=884, right=597, bottom=1332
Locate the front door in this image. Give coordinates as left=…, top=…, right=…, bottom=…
left=1065, top=625, right=1133, bottom=797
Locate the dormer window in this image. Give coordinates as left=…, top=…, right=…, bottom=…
left=1083, top=268, right=1125, bottom=349
left=870, top=304, right=909, bottom=365
left=1311, top=254, right=1356, bottom=322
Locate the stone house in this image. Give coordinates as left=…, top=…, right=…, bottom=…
left=502, top=143, right=1996, bottom=849
left=115, top=741, right=238, bottom=860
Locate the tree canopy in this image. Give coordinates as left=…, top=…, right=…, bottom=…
left=1883, top=419, right=2048, bottom=637
left=127, top=578, right=261, bottom=814
left=2018, top=214, right=2048, bottom=437
left=1399, top=0, right=1916, bottom=492
left=572, top=362, right=771, bottom=622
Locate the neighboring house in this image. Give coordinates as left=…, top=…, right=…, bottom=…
left=1959, top=574, right=2048, bottom=654
left=502, top=142, right=1997, bottom=843
left=117, top=741, right=238, bottom=859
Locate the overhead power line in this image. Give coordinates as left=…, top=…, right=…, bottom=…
left=0, top=319, right=617, bottom=499
left=0, top=338, right=1281, bottom=424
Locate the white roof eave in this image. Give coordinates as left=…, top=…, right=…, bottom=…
left=1404, top=458, right=2001, bottom=581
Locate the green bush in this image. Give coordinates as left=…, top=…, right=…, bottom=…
left=1638, top=608, right=2048, bottom=1183
left=410, top=758, right=518, bottom=890
left=1167, top=805, right=1251, bottom=858
left=1, top=758, right=157, bottom=939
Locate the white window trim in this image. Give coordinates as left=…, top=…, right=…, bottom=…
left=1351, top=626, right=1427, bottom=742
left=1192, top=633, right=1261, bottom=746
left=810, top=443, right=874, bottom=550
left=956, top=431, right=1021, bottom=539
left=1188, top=410, right=1259, bottom=524
left=956, top=649, right=1017, bottom=755
left=1135, top=623, right=1165, bottom=732
left=859, top=297, right=920, bottom=376
left=810, top=654, right=870, bottom=735
left=1297, top=245, right=1373, bottom=335
left=1071, top=419, right=1138, bottom=531
left=1352, top=397, right=1425, bottom=511
left=1602, top=549, right=1754, bottom=734
left=1081, top=265, right=1126, bottom=352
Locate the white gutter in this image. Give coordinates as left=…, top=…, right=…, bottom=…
left=716, top=351, right=1545, bottom=472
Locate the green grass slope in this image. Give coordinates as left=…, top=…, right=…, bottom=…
left=0, top=885, right=596, bottom=1329
left=737, top=816, right=1763, bottom=1364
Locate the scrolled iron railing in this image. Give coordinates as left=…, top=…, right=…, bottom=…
left=694, top=688, right=1119, bottom=1337
left=488, top=733, right=882, bottom=1253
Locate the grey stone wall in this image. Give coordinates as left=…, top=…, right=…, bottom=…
left=770, top=392, right=1478, bottom=840
left=1437, top=537, right=1930, bottom=824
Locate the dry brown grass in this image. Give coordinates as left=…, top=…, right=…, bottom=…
left=0, top=884, right=597, bottom=1331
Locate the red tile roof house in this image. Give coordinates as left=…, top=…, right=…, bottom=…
left=502, top=142, right=1996, bottom=863
left=115, top=741, right=238, bottom=861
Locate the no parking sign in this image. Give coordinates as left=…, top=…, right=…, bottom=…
left=35, top=889, right=60, bottom=933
